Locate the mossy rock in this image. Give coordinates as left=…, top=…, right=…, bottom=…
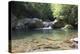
left=52, top=20, right=65, bottom=28
left=61, top=24, right=73, bottom=30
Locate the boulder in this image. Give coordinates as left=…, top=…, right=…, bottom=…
left=27, top=18, right=43, bottom=29
left=52, top=19, right=65, bottom=28
left=70, top=38, right=78, bottom=48
left=70, top=38, right=78, bottom=43
left=15, top=18, right=43, bottom=31
left=61, top=24, right=73, bottom=30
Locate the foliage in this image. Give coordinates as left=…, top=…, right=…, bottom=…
left=51, top=4, right=78, bottom=27
left=10, top=1, right=78, bottom=29
left=10, top=1, right=53, bottom=21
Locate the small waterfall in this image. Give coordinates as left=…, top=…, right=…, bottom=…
left=41, top=22, right=52, bottom=33
left=42, top=26, right=52, bottom=33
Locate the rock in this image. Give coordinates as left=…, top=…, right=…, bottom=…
left=32, top=18, right=43, bottom=28
left=11, top=13, right=17, bottom=31
left=52, top=19, right=65, bottom=28
left=15, top=18, right=43, bottom=31
left=70, top=38, right=78, bottom=43
left=61, top=24, right=73, bottom=30
left=70, top=38, right=78, bottom=48
left=26, top=18, right=43, bottom=29
left=43, top=45, right=60, bottom=49
left=63, top=39, right=72, bottom=43
left=70, top=42, right=78, bottom=48
left=31, top=39, right=39, bottom=43
left=45, top=37, right=54, bottom=41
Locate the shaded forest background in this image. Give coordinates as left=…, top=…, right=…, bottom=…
left=9, top=1, right=78, bottom=31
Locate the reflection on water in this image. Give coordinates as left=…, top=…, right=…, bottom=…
left=11, top=29, right=77, bottom=40
left=11, top=29, right=78, bottom=52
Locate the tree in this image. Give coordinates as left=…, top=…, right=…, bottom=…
left=51, top=4, right=78, bottom=28
left=10, top=1, right=53, bottom=21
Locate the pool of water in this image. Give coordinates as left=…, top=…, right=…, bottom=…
left=11, top=29, right=78, bottom=53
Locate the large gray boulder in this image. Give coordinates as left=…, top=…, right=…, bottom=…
left=15, top=18, right=43, bottom=31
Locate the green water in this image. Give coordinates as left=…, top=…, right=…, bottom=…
left=11, top=29, right=78, bottom=52
left=12, top=29, right=77, bottom=40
